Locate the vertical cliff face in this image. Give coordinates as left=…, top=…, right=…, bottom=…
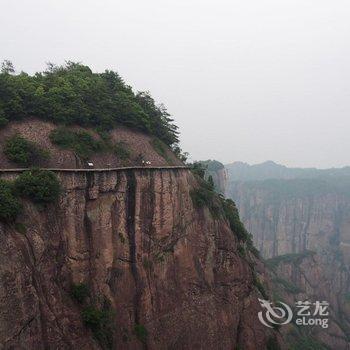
left=230, top=182, right=350, bottom=259
left=228, top=180, right=350, bottom=349
left=0, top=169, right=274, bottom=349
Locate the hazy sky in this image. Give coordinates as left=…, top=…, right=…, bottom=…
left=1, top=0, right=350, bottom=168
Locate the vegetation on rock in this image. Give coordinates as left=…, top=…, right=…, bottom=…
left=0, top=61, right=179, bottom=147
left=0, top=180, right=21, bottom=222
left=15, top=169, right=61, bottom=204
left=14, top=222, right=27, bottom=234
left=221, top=198, right=251, bottom=242
left=82, top=305, right=114, bottom=349
left=0, top=169, right=61, bottom=222
left=134, top=324, right=148, bottom=343
left=190, top=187, right=215, bottom=208
left=50, top=127, right=104, bottom=159
left=0, top=115, right=8, bottom=128
left=266, top=251, right=316, bottom=270
left=253, top=273, right=268, bottom=299
left=4, top=135, right=49, bottom=167
left=71, top=283, right=90, bottom=304
left=190, top=162, right=255, bottom=246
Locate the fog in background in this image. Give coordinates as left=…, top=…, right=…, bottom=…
left=1, top=0, right=350, bottom=168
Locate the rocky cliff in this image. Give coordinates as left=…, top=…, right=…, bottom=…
left=0, top=119, right=181, bottom=169
left=227, top=177, right=350, bottom=349
left=268, top=252, right=350, bottom=349
left=0, top=168, right=275, bottom=350
left=229, top=179, right=350, bottom=259
left=208, top=166, right=227, bottom=195
left=201, top=160, right=228, bottom=195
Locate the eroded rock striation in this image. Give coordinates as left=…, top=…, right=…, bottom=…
left=0, top=168, right=274, bottom=349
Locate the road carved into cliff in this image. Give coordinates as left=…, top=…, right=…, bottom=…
left=0, top=166, right=190, bottom=173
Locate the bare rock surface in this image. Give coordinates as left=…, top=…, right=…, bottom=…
left=0, top=169, right=274, bottom=349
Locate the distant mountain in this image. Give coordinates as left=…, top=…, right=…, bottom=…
left=225, top=160, right=350, bottom=181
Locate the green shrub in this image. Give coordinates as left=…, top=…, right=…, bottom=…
left=82, top=305, right=106, bottom=328
left=14, top=222, right=27, bottom=234
left=0, top=116, right=8, bottom=128
left=50, top=128, right=104, bottom=160
left=190, top=162, right=206, bottom=179
left=71, top=283, right=90, bottom=304
left=237, top=245, right=246, bottom=257
left=114, top=142, right=130, bottom=160
left=0, top=180, right=21, bottom=222
left=15, top=169, right=60, bottom=204
left=82, top=305, right=114, bottom=349
left=134, top=324, right=148, bottom=343
left=190, top=187, right=213, bottom=208
left=172, top=145, right=188, bottom=162
left=4, top=135, right=49, bottom=167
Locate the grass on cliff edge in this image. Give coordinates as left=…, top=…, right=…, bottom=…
left=0, top=169, right=61, bottom=223
left=4, top=134, right=50, bottom=167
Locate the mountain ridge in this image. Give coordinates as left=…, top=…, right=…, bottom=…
left=226, top=160, right=350, bottom=181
